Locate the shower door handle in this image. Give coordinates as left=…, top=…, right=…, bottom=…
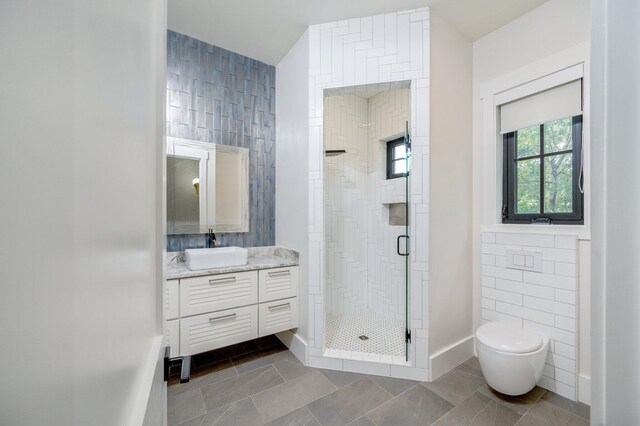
left=397, top=235, right=409, bottom=256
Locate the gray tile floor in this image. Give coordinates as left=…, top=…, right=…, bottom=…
left=168, top=341, right=590, bottom=426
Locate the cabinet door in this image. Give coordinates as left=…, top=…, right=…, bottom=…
left=164, top=319, right=179, bottom=358
left=258, top=267, right=298, bottom=303
left=179, top=305, right=258, bottom=356
left=165, top=279, right=179, bottom=320
left=179, top=271, right=258, bottom=317
left=258, top=297, right=298, bottom=337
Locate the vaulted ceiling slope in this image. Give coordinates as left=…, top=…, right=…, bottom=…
left=167, top=0, right=548, bottom=65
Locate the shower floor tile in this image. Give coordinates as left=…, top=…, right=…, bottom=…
left=325, top=310, right=406, bottom=357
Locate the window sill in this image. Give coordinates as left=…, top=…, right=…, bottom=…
left=481, top=223, right=591, bottom=241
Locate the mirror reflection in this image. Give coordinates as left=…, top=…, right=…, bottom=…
left=167, top=156, right=201, bottom=230
left=166, top=137, right=249, bottom=234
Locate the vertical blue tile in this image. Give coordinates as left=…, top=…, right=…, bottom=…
left=166, top=31, right=275, bottom=250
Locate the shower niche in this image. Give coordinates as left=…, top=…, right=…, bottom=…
left=323, top=82, right=411, bottom=363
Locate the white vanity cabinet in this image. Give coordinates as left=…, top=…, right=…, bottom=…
left=163, top=266, right=298, bottom=360
left=258, top=267, right=298, bottom=302
left=164, top=280, right=180, bottom=358
left=180, top=305, right=259, bottom=356
left=165, top=280, right=179, bottom=320
left=258, top=298, right=298, bottom=337
left=179, top=271, right=258, bottom=317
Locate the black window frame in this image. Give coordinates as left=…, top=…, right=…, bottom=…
left=502, top=115, right=584, bottom=224
left=386, top=137, right=409, bottom=180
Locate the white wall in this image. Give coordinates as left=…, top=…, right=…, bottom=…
left=275, top=30, right=310, bottom=358
left=0, top=1, right=167, bottom=425
left=471, top=0, right=591, bottom=402
left=591, top=0, right=640, bottom=423
left=472, top=0, right=590, bottom=85
left=428, top=13, right=474, bottom=377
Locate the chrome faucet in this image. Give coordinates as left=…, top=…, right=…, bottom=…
left=206, top=229, right=216, bottom=248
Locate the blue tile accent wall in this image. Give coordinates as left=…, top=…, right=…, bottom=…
left=166, top=31, right=275, bottom=251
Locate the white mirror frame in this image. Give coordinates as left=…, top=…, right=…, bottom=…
left=167, top=137, right=250, bottom=233
left=169, top=145, right=209, bottom=230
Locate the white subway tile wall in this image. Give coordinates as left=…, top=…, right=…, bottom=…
left=367, top=89, right=411, bottom=322
left=307, top=8, right=430, bottom=377
left=323, top=88, right=410, bottom=325
left=481, top=232, right=579, bottom=401
left=324, top=93, right=371, bottom=317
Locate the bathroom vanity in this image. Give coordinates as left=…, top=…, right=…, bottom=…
left=164, top=247, right=299, bottom=382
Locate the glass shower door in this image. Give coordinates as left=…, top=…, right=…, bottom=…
left=400, top=121, right=411, bottom=361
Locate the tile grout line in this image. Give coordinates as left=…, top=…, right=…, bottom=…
left=198, top=386, right=208, bottom=415
left=307, top=406, right=324, bottom=426
left=170, top=388, right=207, bottom=425
left=252, top=367, right=325, bottom=423
left=487, top=298, right=579, bottom=322
left=248, top=394, right=271, bottom=425
left=512, top=389, right=547, bottom=422
left=469, top=399, right=502, bottom=425
left=538, top=397, right=591, bottom=422
left=513, top=410, right=526, bottom=426
left=307, top=376, right=397, bottom=425
left=356, top=383, right=425, bottom=423
left=482, top=284, right=577, bottom=305
left=206, top=367, right=282, bottom=419
left=202, top=365, right=282, bottom=414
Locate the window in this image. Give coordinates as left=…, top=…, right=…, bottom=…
left=502, top=116, right=583, bottom=224
left=386, top=137, right=409, bottom=179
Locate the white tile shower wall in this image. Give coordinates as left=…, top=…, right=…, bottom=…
left=367, top=89, right=411, bottom=323
left=324, top=94, right=370, bottom=317
left=481, top=232, right=579, bottom=400
left=323, top=89, right=409, bottom=323
left=308, top=7, right=430, bottom=377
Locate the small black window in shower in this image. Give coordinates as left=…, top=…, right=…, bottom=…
left=386, top=137, right=409, bottom=179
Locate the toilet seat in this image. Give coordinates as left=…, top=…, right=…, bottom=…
left=476, top=322, right=543, bottom=354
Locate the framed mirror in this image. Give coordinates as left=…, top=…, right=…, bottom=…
left=167, top=137, right=249, bottom=234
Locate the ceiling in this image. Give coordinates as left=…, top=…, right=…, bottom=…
left=167, top=0, right=548, bottom=65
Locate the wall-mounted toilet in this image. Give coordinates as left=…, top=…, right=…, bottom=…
left=475, top=322, right=549, bottom=396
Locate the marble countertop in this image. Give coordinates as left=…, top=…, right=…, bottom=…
left=166, top=246, right=299, bottom=280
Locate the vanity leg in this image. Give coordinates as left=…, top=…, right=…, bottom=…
left=180, top=356, right=191, bottom=383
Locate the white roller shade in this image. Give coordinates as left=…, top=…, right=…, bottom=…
left=500, top=79, right=582, bottom=134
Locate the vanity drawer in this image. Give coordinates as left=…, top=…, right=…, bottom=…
left=179, top=271, right=258, bottom=317
left=258, top=297, right=298, bottom=337
left=165, top=279, right=179, bottom=320
left=164, top=319, right=179, bottom=358
left=179, top=305, right=258, bottom=356
left=258, top=267, right=298, bottom=303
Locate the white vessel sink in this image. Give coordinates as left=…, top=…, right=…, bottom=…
left=184, top=247, right=248, bottom=270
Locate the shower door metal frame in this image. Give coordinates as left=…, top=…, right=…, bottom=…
left=401, top=121, right=411, bottom=361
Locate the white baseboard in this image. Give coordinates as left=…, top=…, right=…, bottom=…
left=578, top=374, right=591, bottom=406
left=429, top=335, right=475, bottom=381
left=276, top=330, right=308, bottom=364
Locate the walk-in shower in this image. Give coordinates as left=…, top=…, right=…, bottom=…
left=323, top=82, right=411, bottom=363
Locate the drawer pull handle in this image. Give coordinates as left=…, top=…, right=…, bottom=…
left=268, top=270, right=291, bottom=277
left=268, top=302, right=291, bottom=311
left=209, top=313, right=236, bottom=323
left=209, top=277, right=236, bottom=285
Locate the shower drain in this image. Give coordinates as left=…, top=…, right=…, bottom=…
left=358, top=335, right=369, bottom=340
